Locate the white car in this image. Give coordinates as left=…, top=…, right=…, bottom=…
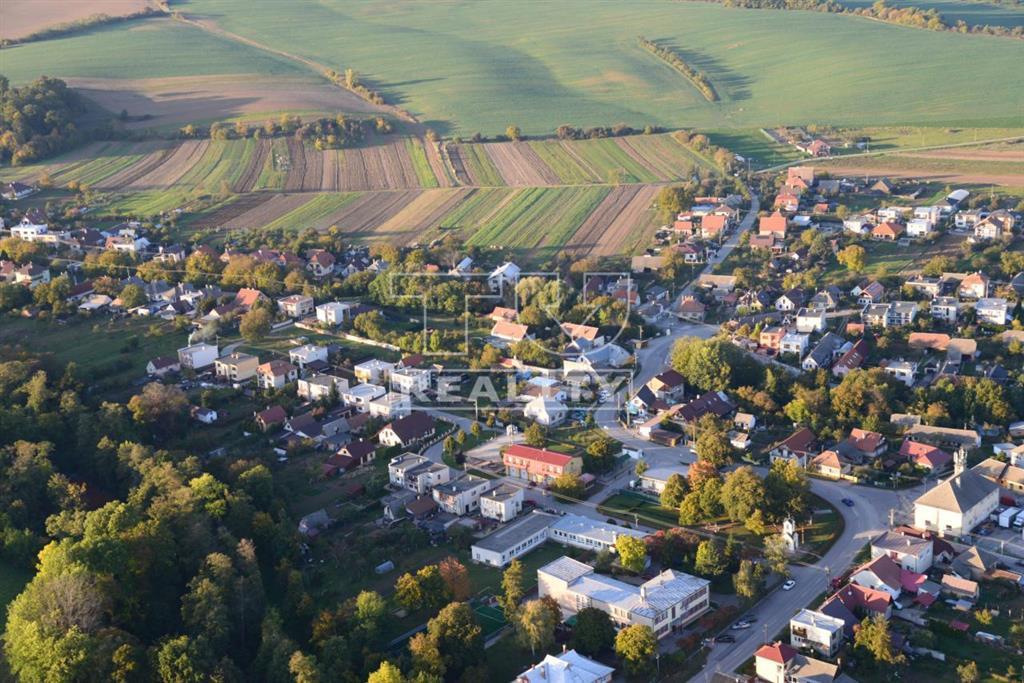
left=782, top=579, right=796, bottom=591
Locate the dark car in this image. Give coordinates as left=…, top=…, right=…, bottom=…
left=842, top=498, right=855, bottom=507
left=714, top=635, right=736, bottom=643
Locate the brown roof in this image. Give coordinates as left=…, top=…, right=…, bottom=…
left=759, top=212, right=788, bottom=235
left=776, top=427, right=817, bottom=455
left=872, top=221, right=904, bottom=238
left=755, top=642, right=796, bottom=664
left=846, top=428, right=884, bottom=454
left=256, top=405, right=287, bottom=424
left=383, top=412, right=436, bottom=443
left=489, top=306, right=518, bottom=322
left=491, top=320, right=529, bottom=341
left=908, top=332, right=951, bottom=351
left=259, top=360, right=297, bottom=377
left=561, top=322, right=600, bottom=341
left=234, top=288, right=265, bottom=308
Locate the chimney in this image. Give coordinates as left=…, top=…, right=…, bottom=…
left=953, top=447, right=967, bottom=476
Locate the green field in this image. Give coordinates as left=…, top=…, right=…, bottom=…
left=842, top=0, right=1024, bottom=28
left=260, top=192, right=363, bottom=232
left=161, top=0, right=1024, bottom=134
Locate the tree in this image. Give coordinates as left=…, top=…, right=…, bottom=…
left=571, top=607, right=615, bottom=656
left=733, top=559, right=760, bottom=600
left=854, top=614, right=906, bottom=664
left=240, top=307, right=273, bottom=342
left=412, top=602, right=484, bottom=680
left=416, top=565, right=450, bottom=609
left=763, top=534, right=790, bottom=576
left=516, top=599, right=557, bottom=657
left=523, top=423, right=545, bottom=447
left=720, top=466, right=766, bottom=523
left=499, top=560, right=525, bottom=619
left=614, top=624, right=657, bottom=676
left=615, top=535, right=647, bottom=573
left=659, top=473, right=689, bottom=509
left=678, top=491, right=703, bottom=525
left=394, top=573, right=423, bottom=611
left=289, top=651, right=320, bottom=683
left=128, top=382, right=188, bottom=434
left=956, top=661, right=979, bottom=683
left=551, top=472, right=584, bottom=499
left=694, top=540, right=726, bottom=577
left=368, top=661, right=406, bottom=683
left=356, top=590, right=387, bottom=629
left=694, top=415, right=733, bottom=466
left=506, top=125, right=522, bottom=141
left=118, top=283, right=147, bottom=309
left=634, top=459, right=649, bottom=477
left=837, top=245, right=866, bottom=272
left=438, top=556, right=472, bottom=601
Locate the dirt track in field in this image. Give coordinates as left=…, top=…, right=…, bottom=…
left=485, top=142, right=560, bottom=186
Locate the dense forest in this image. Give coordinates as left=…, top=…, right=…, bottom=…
left=0, top=76, right=86, bottom=166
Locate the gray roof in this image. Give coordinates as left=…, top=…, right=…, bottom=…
left=538, top=555, right=594, bottom=583
left=472, top=511, right=559, bottom=552
left=482, top=482, right=521, bottom=502
left=914, top=470, right=996, bottom=513
left=871, top=531, right=931, bottom=558
left=433, top=475, right=490, bottom=495
left=805, top=332, right=847, bottom=366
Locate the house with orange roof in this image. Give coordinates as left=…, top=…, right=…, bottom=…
left=754, top=642, right=837, bottom=683
left=810, top=450, right=851, bottom=480
left=700, top=214, right=728, bottom=240
left=871, top=221, right=904, bottom=241
left=759, top=211, right=788, bottom=238
left=488, top=306, right=518, bottom=323
left=233, top=287, right=267, bottom=311
left=899, top=439, right=952, bottom=472
left=958, top=271, right=989, bottom=299
left=491, top=320, right=530, bottom=343
left=773, top=192, right=801, bottom=213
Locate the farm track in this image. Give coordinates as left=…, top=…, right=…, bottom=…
left=485, top=142, right=561, bottom=186
left=234, top=139, right=271, bottom=193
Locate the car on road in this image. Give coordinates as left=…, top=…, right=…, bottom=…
left=842, top=498, right=855, bottom=507
left=782, top=579, right=796, bottom=591
left=730, top=621, right=752, bottom=630
left=714, top=635, right=736, bottom=643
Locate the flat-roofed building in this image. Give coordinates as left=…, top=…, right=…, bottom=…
left=538, top=556, right=710, bottom=639
left=789, top=609, right=845, bottom=657
left=480, top=483, right=524, bottom=523
left=214, top=352, right=259, bottom=382
left=471, top=511, right=559, bottom=567
left=548, top=514, right=646, bottom=554
left=432, top=475, right=492, bottom=515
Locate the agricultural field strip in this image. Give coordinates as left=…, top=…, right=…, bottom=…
left=372, top=188, right=477, bottom=241
left=260, top=192, right=363, bottom=233
left=483, top=142, right=561, bottom=186
left=220, top=193, right=317, bottom=232
left=565, top=185, right=644, bottom=254
left=404, top=137, right=441, bottom=188
left=465, top=186, right=610, bottom=249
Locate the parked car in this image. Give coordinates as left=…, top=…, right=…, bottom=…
left=842, top=498, right=855, bottom=507
left=731, top=621, right=752, bottom=630
left=714, top=635, right=736, bottom=643
left=782, top=579, right=796, bottom=591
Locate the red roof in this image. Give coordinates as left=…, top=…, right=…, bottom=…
left=504, top=444, right=576, bottom=467
left=755, top=642, right=797, bottom=664
left=835, top=583, right=892, bottom=614
left=949, top=620, right=970, bottom=632
left=702, top=214, right=728, bottom=234
left=759, top=212, right=788, bottom=235
left=899, top=440, right=952, bottom=470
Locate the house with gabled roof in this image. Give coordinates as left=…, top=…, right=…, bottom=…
left=898, top=439, right=952, bottom=472
left=913, top=465, right=999, bottom=538
left=754, top=642, right=838, bottom=683
left=832, top=338, right=868, bottom=378
left=491, top=320, right=530, bottom=343
left=769, top=428, right=817, bottom=468
left=378, top=412, right=436, bottom=448
left=759, top=211, right=788, bottom=238
left=810, top=450, right=851, bottom=480
left=850, top=553, right=926, bottom=600
left=871, top=530, right=934, bottom=573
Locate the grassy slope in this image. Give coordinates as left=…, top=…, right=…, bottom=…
left=178, top=0, right=1024, bottom=134
left=0, top=17, right=317, bottom=84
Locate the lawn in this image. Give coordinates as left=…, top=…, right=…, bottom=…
left=173, top=0, right=1024, bottom=134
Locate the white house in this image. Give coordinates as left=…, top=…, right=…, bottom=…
left=390, top=366, right=431, bottom=394
left=480, top=483, right=524, bottom=523
left=316, top=301, right=352, bottom=326
left=881, top=359, right=917, bottom=387
left=639, top=466, right=689, bottom=495
left=538, top=556, right=710, bottom=640
left=870, top=531, right=933, bottom=573
left=930, top=297, right=959, bottom=323
left=341, top=383, right=386, bottom=412
left=755, top=642, right=837, bottom=683
left=913, top=461, right=999, bottom=538
left=524, top=395, right=567, bottom=426
left=256, top=360, right=298, bottom=390
left=387, top=452, right=451, bottom=494
left=548, top=515, right=646, bottom=554
left=368, top=392, right=412, bottom=419
left=278, top=294, right=314, bottom=318
left=789, top=609, right=844, bottom=657
left=354, top=359, right=395, bottom=385
left=794, top=308, right=825, bottom=334
left=488, top=261, right=521, bottom=292
left=471, top=511, right=560, bottom=567
left=297, top=373, right=349, bottom=401
left=432, top=475, right=492, bottom=515
left=177, top=343, right=219, bottom=370
left=906, top=218, right=933, bottom=237
left=516, top=650, right=614, bottom=683
left=779, top=331, right=809, bottom=357
left=289, top=344, right=328, bottom=369
left=975, top=298, right=1008, bottom=326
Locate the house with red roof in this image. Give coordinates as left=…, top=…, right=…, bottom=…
left=769, top=428, right=818, bottom=468
left=850, top=554, right=927, bottom=600
left=760, top=211, right=789, bottom=237
left=503, top=444, right=583, bottom=486
left=832, top=338, right=869, bottom=378
left=233, top=287, right=267, bottom=311
left=754, top=642, right=838, bottom=683
left=491, top=320, right=530, bottom=343
left=837, top=428, right=886, bottom=463
left=871, top=221, right=904, bottom=241
left=701, top=213, right=728, bottom=239
left=773, top=192, right=801, bottom=213
left=823, top=584, right=892, bottom=633
left=899, top=440, right=952, bottom=472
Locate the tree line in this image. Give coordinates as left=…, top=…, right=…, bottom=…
left=0, top=4, right=169, bottom=47
left=638, top=37, right=719, bottom=102
left=178, top=113, right=394, bottom=148
left=699, top=0, right=1024, bottom=39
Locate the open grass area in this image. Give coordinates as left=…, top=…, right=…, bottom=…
left=172, top=0, right=1024, bottom=134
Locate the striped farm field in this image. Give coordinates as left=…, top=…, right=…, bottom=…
left=566, top=185, right=660, bottom=257
left=259, top=192, right=363, bottom=233
left=528, top=141, right=604, bottom=185
left=436, top=187, right=519, bottom=232
left=405, top=137, right=441, bottom=189
left=370, top=188, right=477, bottom=243
left=466, top=186, right=611, bottom=252
left=481, top=142, right=560, bottom=186
left=449, top=143, right=504, bottom=186
left=568, top=138, right=661, bottom=184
